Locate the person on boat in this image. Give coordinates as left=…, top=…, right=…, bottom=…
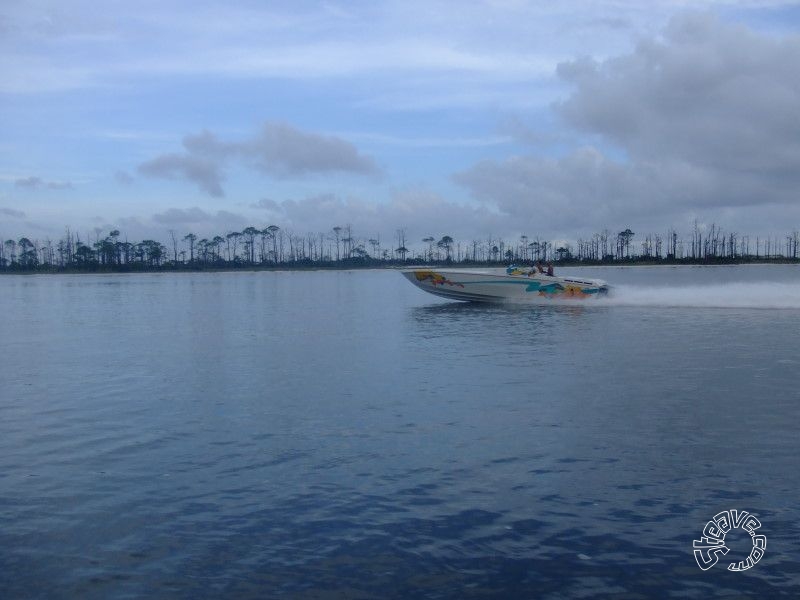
left=546, top=263, right=554, bottom=276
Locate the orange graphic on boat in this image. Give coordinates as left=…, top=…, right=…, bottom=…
left=537, top=283, right=592, bottom=298
left=414, top=270, right=464, bottom=287
left=563, top=285, right=591, bottom=298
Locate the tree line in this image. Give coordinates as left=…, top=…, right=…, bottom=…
left=1, top=222, right=798, bottom=272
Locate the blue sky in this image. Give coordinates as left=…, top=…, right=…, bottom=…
left=2, top=0, right=800, bottom=249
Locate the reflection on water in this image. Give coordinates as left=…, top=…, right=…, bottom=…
left=411, top=300, right=593, bottom=319
left=409, top=302, right=595, bottom=351
left=0, top=268, right=798, bottom=598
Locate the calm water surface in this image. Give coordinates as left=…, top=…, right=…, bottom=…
left=1, top=266, right=799, bottom=598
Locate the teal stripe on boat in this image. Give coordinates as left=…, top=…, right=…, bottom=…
left=462, top=280, right=542, bottom=292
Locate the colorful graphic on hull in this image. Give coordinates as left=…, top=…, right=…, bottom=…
left=414, top=270, right=465, bottom=288
left=414, top=271, right=603, bottom=297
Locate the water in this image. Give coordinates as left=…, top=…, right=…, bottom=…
left=1, top=265, right=799, bottom=598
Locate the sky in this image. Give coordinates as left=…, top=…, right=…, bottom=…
left=2, top=0, right=800, bottom=250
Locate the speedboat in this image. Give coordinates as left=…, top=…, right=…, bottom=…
left=402, top=265, right=610, bottom=303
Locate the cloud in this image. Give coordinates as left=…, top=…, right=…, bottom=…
left=2, top=0, right=795, bottom=119
left=1, top=207, right=26, bottom=218
left=555, top=13, right=800, bottom=179
left=456, top=13, right=800, bottom=235
left=47, top=180, right=74, bottom=190
left=152, top=207, right=218, bottom=225
left=15, top=176, right=43, bottom=189
left=14, top=176, right=42, bottom=189
left=253, top=189, right=506, bottom=242
left=139, top=153, right=225, bottom=197
left=0, top=4, right=555, bottom=94
left=14, top=176, right=73, bottom=190
left=96, top=208, right=252, bottom=244
left=179, top=125, right=380, bottom=176
left=149, top=207, right=249, bottom=237
left=138, top=122, right=380, bottom=196
left=245, top=123, right=380, bottom=177
left=250, top=198, right=280, bottom=211
left=114, top=170, right=134, bottom=185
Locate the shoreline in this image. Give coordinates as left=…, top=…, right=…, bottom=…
left=2, top=257, right=798, bottom=275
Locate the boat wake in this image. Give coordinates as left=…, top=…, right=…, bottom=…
left=598, top=282, right=800, bottom=310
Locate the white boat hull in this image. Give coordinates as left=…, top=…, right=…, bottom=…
left=402, top=269, right=609, bottom=303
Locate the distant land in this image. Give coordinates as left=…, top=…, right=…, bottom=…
left=2, top=224, right=798, bottom=273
